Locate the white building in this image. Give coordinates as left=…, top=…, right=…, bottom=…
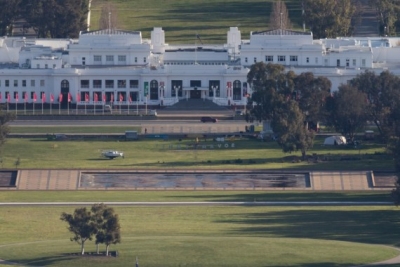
left=0, top=27, right=399, bottom=107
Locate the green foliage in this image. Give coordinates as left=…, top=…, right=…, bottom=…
left=0, top=0, right=21, bottom=36
left=303, top=0, right=358, bottom=38
left=325, top=84, right=368, bottom=141
left=91, top=204, right=121, bottom=256
left=0, top=105, right=15, bottom=151
left=19, top=0, right=88, bottom=38
left=369, top=0, right=400, bottom=35
left=60, top=207, right=97, bottom=255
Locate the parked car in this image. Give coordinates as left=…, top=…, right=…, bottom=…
left=200, top=116, right=218, bottom=123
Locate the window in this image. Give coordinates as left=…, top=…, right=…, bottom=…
left=82, top=57, right=85, bottom=66
left=5, top=80, right=9, bottom=87
left=45, top=64, right=48, bottom=69
left=315, top=57, right=318, bottom=64
left=150, top=80, right=158, bottom=100
left=30, top=91, right=35, bottom=99
left=14, top=92, right=18, bottom=99
left=14, top=80, right=18, bottom=87
left=105, top=80, right=114, bottom=88
left=254, top=57, right=257, bottom=63
left=22, top=80, right=26, bottom=87
left=106, top=55, right=114, bottom=62
left=94, top=55, right=102, bottom=62
left=36, top=64, right=40, bottom=68
left=80, top=80, right=89, bottom=88
left=353, top=59, right=356, bottom=66
left=143, top=57, right=147, bottom=63
left=346, top=59, right=350, bottom=67
left=265, top=55, right=273, bottom=62
left=118, top=55, right=126, bottom=62
left=118, top=80, right=126, bottom=88
left=93, top=80, right=102, bottom=88
left=134, top=57, right=137, bottom=63
left=362, top=59, right=366, bottom=67
left=40, top=80, right=45, bottom=87
left=245, top=57, right=248, bottom=63
left=290, top=56, right=298, bottom=62
left=31, top=80, right=35, bottom=87
left=129, top=80, right=139, bottom=88
left=278, top=55, right=285, bottom=62
left=337, top=59, right=340, bottom=67
left=306, top=57, right=309, bottom=63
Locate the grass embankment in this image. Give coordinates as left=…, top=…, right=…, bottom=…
left=0, top=205, right=399, bottom=267
left=90, top=0, right=303, bottom=43
left=0, top=135, right=392, bottom=170
left=10, top=126, right=140, bottom=134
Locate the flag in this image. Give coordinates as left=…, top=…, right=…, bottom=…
left=33, top=92, right=37, bottom=102
left=42, top=92, right=46, bottom=103
left=94, top=93, right=98, bottom=102
left=50, top=94, right=54, bottom=103
left=76, top=93, right=81, bottom=102
left=0, top=92, right=2, bottom=102
left=110, top=94, right=114, bottom=102
left=15, top=93, right=19, bottom=102
left=24, top=92, right=28, bottom=102
left=85, top=93, right=89, bottom=102
left=7, top=93, right=10, bottom=103
left=59, top=93, right=63, bottom=103
left=119, top=93, right=123, bottom=102
left=129, top=95, right=132, bottom=103
left=67, top=92, right=71, bottom=102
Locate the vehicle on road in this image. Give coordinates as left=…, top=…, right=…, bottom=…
left=200, top=116, right=218, bottom=123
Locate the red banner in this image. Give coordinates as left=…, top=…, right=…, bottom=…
left=129, top=95, right=132, bottom=103
left=94, top=93, right=98, bottom=102
left=110, top=94, right=114, bottom=102
left=119, top=93, right=123, bottom=102
left=67, top=93, right=71, bottom=102
left=76, top=93, right=81, bottom=102
left=25, top=92, right=28, bottom=102
left=15, top=93, right=19, bottom=102
left=102, top=93, right=106, bottom=102
left=50, top=94, right=54, bottom=103
left=42, top=92, right=46, bottom=103
left=33, top=92, right=37, bottom=102
left=59, top=93, right=63, bottom=103
left=85, top=93, right=89, bottom=102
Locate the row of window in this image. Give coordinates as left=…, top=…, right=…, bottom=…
left=80, top=79, right=139, bottom=89
left=0, top=79, right=45, bottom=88
left=90, top=55, right=145, bottom=64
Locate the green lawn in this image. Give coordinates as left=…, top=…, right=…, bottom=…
left=0, top=205, right=399, bottom=266
left=0, top=136, right=392, bottom=170
left=10, top=126, right=140, bottom=134
left=90, top=0, right=304, bottom=43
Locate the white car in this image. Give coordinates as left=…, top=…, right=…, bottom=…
left=102, top=150, right=124, bottom=159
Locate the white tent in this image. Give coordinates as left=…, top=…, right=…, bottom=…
left=323, top=135, right=347, bottom=145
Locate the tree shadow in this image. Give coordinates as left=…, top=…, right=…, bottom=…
left=217, top=209, right=400, bottom=247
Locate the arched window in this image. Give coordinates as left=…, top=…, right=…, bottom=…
left=150, top=80, right=158, bottom=100
left=233, top=80, right=241, bottom=100
left=61, top=80, right=69, bottom=92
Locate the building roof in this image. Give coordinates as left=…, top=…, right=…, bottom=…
left=252, top=29, right=311, bottom=36
left=80, top=29, right=141, bottom=36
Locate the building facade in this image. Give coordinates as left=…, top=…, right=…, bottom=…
left=0, top=27, right=399, bottom=107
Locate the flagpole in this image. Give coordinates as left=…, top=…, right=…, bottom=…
left=24, top=101, right=26, bottom=115
left=50, top=99, right=52, bottom=115
left=15, top=101, right=17, bottom=115
left=33, top=102, right=35, bottom=115
left=137, top=93, right=139, bottom=115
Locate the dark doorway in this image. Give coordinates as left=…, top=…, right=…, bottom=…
left=60, top=80, right=69, bottom=107
left=190, top=90, right=201, bottom=99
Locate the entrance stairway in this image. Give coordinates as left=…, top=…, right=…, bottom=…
left=166, top=99, right=228, bottom=111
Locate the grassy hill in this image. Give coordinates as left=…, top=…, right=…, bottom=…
left=90, top=0, right=303, bottom=44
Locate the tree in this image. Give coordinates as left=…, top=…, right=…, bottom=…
left=294, top=72, right=331, bottom=126
left=271, top=97, right=315, bottom=159
left=0, top=0, right=21, bottom=36
left=247, top=63, right=315, bottom=158
left=269, top=1, right=291, bottom=30
left=303, top=0, right=358, bottom=38
left=20, top=0, right=89, bottom=38
left=99, top=3, right=119, bottom=30
left=349, top=70, right=400, bottom=144
left=0, top=105, right=15, bottom=149
left=91, top=203, right=121, bottom=256
left=325, top=84, right=368, bottom=142
left=369, top=0, right=399, bottom=35
left=60, top=207, right=97, bottom=255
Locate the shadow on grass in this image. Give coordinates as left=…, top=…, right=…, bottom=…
left=15, top=254, right=75, bottom=266
left=218, top=209, right=400, bottom=247
left=168, top=191, right=392, bottom=202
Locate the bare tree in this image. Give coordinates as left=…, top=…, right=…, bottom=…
left=99, top=3, right=119, bottom=30
left=269, top=1, right=292, bottom=30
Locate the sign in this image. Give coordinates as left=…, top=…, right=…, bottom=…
left=144, top=82, right=149, bottom=96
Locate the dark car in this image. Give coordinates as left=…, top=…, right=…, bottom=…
left=200, top=116, right=218, bottom=123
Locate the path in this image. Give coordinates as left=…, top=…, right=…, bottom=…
left=353, top=0, right=380, bottom=37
